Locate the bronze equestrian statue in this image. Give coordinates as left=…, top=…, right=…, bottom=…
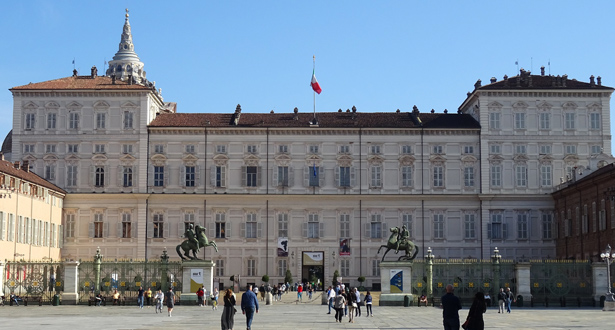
left=377, top=225, right=419, bottom=262
left=176, top=224, right=218, bottom=260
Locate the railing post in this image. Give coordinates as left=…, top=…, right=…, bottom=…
left=491, top=247, right=501, bottom=292
left=62, top=260, right=80, bottom=304
left=161, top=247, right=169, bottom=292
left=94, top=247, right=103, bottom=295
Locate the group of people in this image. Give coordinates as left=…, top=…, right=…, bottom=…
left=196, top=286, right=219, bottom=309
left=441, top=285, right=516, bottom=330
left=326, top=284, right=373, bottom=323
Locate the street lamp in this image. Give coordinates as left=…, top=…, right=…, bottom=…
left=600, top=245, right=615, bottom=301
left=491, top=247, right=501, bottom=263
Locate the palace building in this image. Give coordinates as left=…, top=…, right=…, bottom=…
left=1, top=11, right=613, bottom=288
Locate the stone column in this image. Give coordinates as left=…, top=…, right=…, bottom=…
left=62, top=261, right=80, bottom=305
left=592, top=262, right=608, bottom=303
left=0, top=261, right=4, bottom=298
left=514, top=262, right=531, bottom=303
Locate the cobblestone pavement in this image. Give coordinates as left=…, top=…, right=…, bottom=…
left=0, top=295, right=611, bottom=329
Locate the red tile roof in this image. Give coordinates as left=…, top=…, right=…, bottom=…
left=0, top=159, right=66, bottom=194
left=11, top=75, right=153, bottom=91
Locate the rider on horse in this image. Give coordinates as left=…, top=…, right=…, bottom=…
left=395, top=225, right=410, bottom=253
left=183, top=224, right=200, bottom=254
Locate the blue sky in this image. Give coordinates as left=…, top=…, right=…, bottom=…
left=2, top=1, right=615, bottom=151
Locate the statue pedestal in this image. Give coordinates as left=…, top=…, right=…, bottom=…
left=379, top=261, right=413, bottom=306
left=180, top=260, right=215, bottom=305
left=604, top=300, right=615, bottom=311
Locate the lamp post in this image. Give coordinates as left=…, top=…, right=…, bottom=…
left=492, top=247, right=501, bottom=292
left=425, top=247, right=434, bottom=299
left=161, top=247, right=169, bottom=292
left=94, top=247, right=102, bottom=295
left=600, top=245, right=615, bottom=302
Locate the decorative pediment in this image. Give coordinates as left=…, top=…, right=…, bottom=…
left=513, top=154, right=529, bottom=162
left=182, top=154, right=199, bottom=165
left=587, top=102, right=602, bottom=111
left=44, top=101, right=60, bottom=109
left=399, top=155, right=415, bottom=166
left=43, top=154, right=58, bottom=163
left=66, top=101, right=83, bottom=110
left=93, top=100, right=110, bottom=109
left=537, top=101, right=552, bottom=111
left=305, top=154, right=322, bottom=166
left=488, top=154, right=504, bottom=164
left=538, top=155, right=554, bottom=164
left=243, top=154, right=260, bottom=166
left=120, top=154, right=137, bottom=163
left=91, top=154, right=107, bottom=165
left=460, top=155, right=477, bottom=163
left=336, top=154, right=354, bottom=167
left=512, top=101, right=528, bottom=110
left=367, top=154, right=384, bottom=164
left=429, top=155, right=447, bottom=163
left=121, top=101, right=138, bottom=108
left=151, top=154, right=167, bottom=166
left=562, top=101, right=577, bottom=110
left=212, top=153, right=229, bottom=166
left=64, top=154, right=80, bottom=164
left=487, top=101, right=503, bottom=109
left=274, top=154, right=292, bottom=166
left=23, top=101, right=38, bottom=110
left=23, top=154, right=37, bottom=162
left=563, top=154, right=579, bottom=164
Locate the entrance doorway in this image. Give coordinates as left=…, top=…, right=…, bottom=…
left=301, top=251, right=324, bottom=290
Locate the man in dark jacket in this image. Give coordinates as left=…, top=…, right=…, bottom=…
left=441, top=284, right=462, bottom=330
left=241, top=284, right=259, bottom=330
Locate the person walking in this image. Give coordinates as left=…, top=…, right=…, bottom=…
left=197, top=286, right=205, bottom=306
left=333, top=290, right=346, bottom=323
left=154, top=289, right=164, bottom=314
left=212, top=287, right=219, bottom=310
left=505, top=288, right=515, bottom=313
left=145, top=287, right=152, bottom=308
left=365, top=291, right=373, bottom=317
left=354, top=287, right=362, bottom=317
left=221, top=289, right=236, bottom=330
left=164, top=287, right=175, bottom=317
left=137, top=286, right=145, bottom=309
left=441, top=284, right=462, bottom=330
left=464, top=292, right=486, bottom=330
left=297, top=284, right=303, bottom=301
left=497, top=288, right=506, bottom=314
left=327, top=286, right=336, bottom=314
left=347, top=287, right=357, bottom=323
left=241, top=284, right=259, bottom=330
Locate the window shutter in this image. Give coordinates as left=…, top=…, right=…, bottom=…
left=319, top=222, right=325, bottom=238
left=502, top=223, right=508, bottom=239
left=117, top=222, right=123, bottom=238
left=350, top=166, right=357, bottom=187
left=178, top=222, right=185, bottom=238
left=164, top=167, right=169, bottom=187
left=289, top=167, right=295, bottom=187
left=89, top=222, right=94, bottom=238
left=271, top=165, right=278, bottom=186
left=381, top=222, right=388, bottom=238
left=220, top=166, right=226, bottom=187
left=364, top=223, right=371, bottom=238
left=240, top=222, right=246, bottom=238
left=104, top=222, right=109, bottom=238
left=241, top=166, right=247, bottom=187
left=117, top=165, right=123, bottom=186
left=335, top=167, right=340, bottom=187
left=132, top=166, right=137, bottom=187
left=304, top=166, right=309, bottom=186
left=319, top=167, right=326, bottom=187
left=132, top=222, right=136, bottom=239
left=148, top=165, right=154, bottom=187
left=487, top=223, right=492, bottom=239
left=209, top=224, right=215, bottom=238
left=210, top=166, right=217, bottom=186
left=302, top=223, right=308, bottom=238
left=147, top=221, right=154, bottom=238
left=180, top=166, right=186, bottom=187
left=257, top=166, right=262, bottom=186
left=226, top=222, right=232, bottom=238
left=196, top=165, right=201, bottom=187
left=163, top=221, right=170, bottom=238
left=104, top=166, right=110, bottom=186
left=257, top=222, right=263, bottom=238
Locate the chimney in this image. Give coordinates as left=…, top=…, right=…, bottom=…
left=590, top=75, right=595, bottom=87
left=293, top=107, right=299, bottom=120
left=21, top=160, right=29, bottom=172
left=233, top=104, right=242, bottom=125
left=14, top=161, right=20, bottom=169
left=474, top=79, right=482, bottom=89
left=561, top=74, right=567, bottom=87
left=540, top=66, right=545, bottom=76
left=0, top=152, right=3, bottom=161
left=412, top=105, right=419, bottom=115
left=91, top=66, right=98, bottom=78
left=72, top=69, right=78, bottom=77
left=351, top=106, right=357, bottom=119
left=490, top=77, right=497, bottom=84
left=597, top=76, right=602, bottom=86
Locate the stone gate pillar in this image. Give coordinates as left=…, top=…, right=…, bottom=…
left=592, top=262, right=608, bottom=303
left=514, top=262, right=531, bottom=303
left=63, top=261, right=80, bottom=305
left=0, top=261, right=4, bottom=298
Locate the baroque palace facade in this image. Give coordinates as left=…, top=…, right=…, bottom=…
left=3, top=12, right=614, bottom=288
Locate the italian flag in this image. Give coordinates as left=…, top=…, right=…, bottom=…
left=311, top=69, right=322, bottom=94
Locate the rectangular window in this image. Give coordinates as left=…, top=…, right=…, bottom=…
left=514, top=113, right=526, bottom=129
left=153, top=213, right=164, bottom=238
left=45, top=164, right=56, bottom=181
left=123, top=166, right=133, bottom=187
left=515, top=145, right=527, bottom=155
left=122, top=213, right=132, bottom=238
left=565, top=113, right=575, bottom=129
left=278, top=145, right=288, bottom=153
left=432, top=145, right=443, bottom=154
left=247, top=260, right=259, bottom=278
left=215, top=166, right=226, bottom=187
left=93, top=213, right=104, bottom=238
left=277, top=166, right=289, bottom=186
left=402, top=214, right=413, bottom=238
left=307, top=214, right=320, bottom=238
left=539, top=145, right=551, bottom=155
left=516, top=165, right=527, bottom=187
left=401, top=166, right=413, bottom=187
left=339, top=166, right=351, bottom=187
left=490, top=145, right=501, bottom=154
left=94, top=144, right=105, bottom=154
left=8, top=214, right=15, bottom=242
left=96, top=113, right=106, bottom=129
left=185, top=145, right=195, bottom=154
left=517, top=213, right=529, bottom=239
left=341, top=259, right=350, bottom=277
left=540, top=165, right=552, bottom=187
left=247, top=145, right=257, bottom=154
left=433, top=166, right=444, bottom=187
left=372, top=260, right=381, bottom=277
left=69, top=112, right=79, bottom=129
left=47, top=113, right=56, bottom=129
left=154, top=145, right=164, bottom=154
left=185, top=166, right=196, bottom=187
left=278, top=213, right=288, bottom=237
left=542, top=213, right=553, bottom=239
left=67, top=166, right=78, bottom=187
left=246, top=166, right=258, bottom=187
left=463, top=146, right=474, bottom=154
left=433, top=214, right=444, bottom=239
left=25, top=113, right=35, bottom=129
left=216, top=260, right=225, bottom=277
left=309, top=145, right=319, bottom=154
left=123, top=111, right=133, bottom=129
left=370, top=214, right=382, bottom=239
left=339, top=145, right=350, bottom=154
left=308, top=166, right=320, bottom=187
left=216, top=145, right=227, bottom=154
left=154, top=166, right=164, bottom=187
left=215, top=212, right=226, bottom=239
left=464, top=214, right=476, bottom=239
left=46, top=144, right=56, bottom=153
left=565, top=145, right=577, bottom=155
left=539, top=112, right=550, bottom=129
left=184, top=213, right=195, bottom=234
left=591, top=145, right=602, bottom=155
left=464, top=167, right=474, bottom=187
left=68, top=144, right=79, bottom=153
left=370, top=145, right=381, bottom=154
left=401, top=145, right=412, bottom=154
left=122, top=144, right=133, bottom=154
left=590, top=113, right=601, bottom=130
left=489, top=213, right=505, bottom=239
left=340, top=214, right=350, bottom=238
left=245, top=213, right=257, bottom=238
left=489, top=112, right=500, bottom=129
left=24, top=144, right=35, bottom=153
left=370, top=166, right=382, bottom=188
left=277, top=259, right=287, bottom=277
left=95, top=166, right=105, bottom=187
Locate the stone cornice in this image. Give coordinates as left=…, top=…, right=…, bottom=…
left=147, top=127, right=479, bottom=136
left=12, top=91, right=150, bottom=98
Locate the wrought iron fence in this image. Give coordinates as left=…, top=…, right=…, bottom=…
left=3, top=261, right=64, bottom=304
left=530, top=259, right=593, bottom=307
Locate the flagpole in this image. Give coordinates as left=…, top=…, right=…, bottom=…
left=313, top=55, right=316, bottom=122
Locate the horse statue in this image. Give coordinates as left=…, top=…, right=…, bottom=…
left=377, top=226, right=419, bottom=262
left=176, top=224, right=218, bottom=260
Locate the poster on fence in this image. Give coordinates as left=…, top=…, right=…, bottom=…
left=390, top=269, right=403, bottom=293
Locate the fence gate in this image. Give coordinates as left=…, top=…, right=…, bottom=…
left=4, top=261, right=64, bottom=304
left=530, top=260, right=593, bottom=307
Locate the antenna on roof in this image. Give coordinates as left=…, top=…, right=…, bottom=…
left=548, top=59, right=551, bottom=76
left=515, top=59, right=519, bottom=73
left=72, top=57, right=76, bottom=71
